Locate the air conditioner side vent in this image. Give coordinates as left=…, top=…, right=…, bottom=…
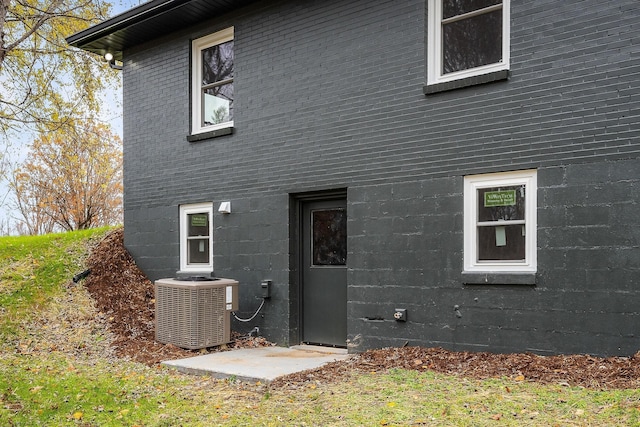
left=154, top=278, right=238, bottom=350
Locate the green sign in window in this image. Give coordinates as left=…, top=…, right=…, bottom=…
left=484, top=190, right=516, bottom=207
left=190, top=214, right=208, bottom=227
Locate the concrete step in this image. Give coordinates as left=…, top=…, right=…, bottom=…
left=161, top=345, right=350, bottom=383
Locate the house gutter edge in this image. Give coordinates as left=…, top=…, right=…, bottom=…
left=65, top=0, right=189, bottom=47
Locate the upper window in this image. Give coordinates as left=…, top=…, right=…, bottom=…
left=179, top=203, right=213, bottom=273
left=464, top=170, right=536, bottom=272
left=427, top=0, right=509, bottom=85
left=191, top=27, right=234, bottom=135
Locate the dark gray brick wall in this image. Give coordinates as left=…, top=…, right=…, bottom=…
left=122, top=0, right=640, bottom=354
left=348, top=160, right=640, bottom=356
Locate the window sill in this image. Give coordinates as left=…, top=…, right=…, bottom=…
left=461, top=271, right=536, bottom=286
left=176, top=270, right=214, bottom=278
left=424, top=70, right=509, bottom=95
left=187, top=126, right=233, bottom=142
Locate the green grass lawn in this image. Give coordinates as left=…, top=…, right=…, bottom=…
left=0, top=228, right=110, bottom=339
left=1, top=229, right=639, bottom=426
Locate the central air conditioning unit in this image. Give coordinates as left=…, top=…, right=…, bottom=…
left=154, top=277, right=239, bottom=350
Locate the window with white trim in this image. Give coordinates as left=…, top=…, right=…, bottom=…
left=191, top=27, right=234, bottom=135
left=427, top=0, right=510, bottom=85
left=464, top=170, right=536, bottom=272
left=179, top=203, right=213, bottom=273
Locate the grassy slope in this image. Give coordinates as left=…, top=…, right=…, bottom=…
left=0, top=228, right=111, bottom=339
left=0, top=229, right=638, bottom=426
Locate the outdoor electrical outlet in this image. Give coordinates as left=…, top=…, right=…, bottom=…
left=261, top=280, right=271, bottom=299
left=393, top=308, right=407, bottom=322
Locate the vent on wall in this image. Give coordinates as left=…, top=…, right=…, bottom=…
left=155, top=278, right=239, bottom=350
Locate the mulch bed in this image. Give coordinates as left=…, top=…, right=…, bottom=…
left=84, top=228, right=272, bottom=365
left=83, top=228, right=640, bottom=389
left=271, top=346, right=640, bottom=389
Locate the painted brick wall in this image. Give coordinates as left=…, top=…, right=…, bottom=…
left=122, top=0, right=640, bottom=354
left=348, top=159, right=640, bottom=355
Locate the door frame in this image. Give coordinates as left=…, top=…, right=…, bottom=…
left=288, top=189, right=347, bottom=346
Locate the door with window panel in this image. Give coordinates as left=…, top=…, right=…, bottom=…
left=302, top=199, right=347, bottom=347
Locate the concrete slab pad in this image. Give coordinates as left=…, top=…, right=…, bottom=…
left=161, top=345, right=349, bottom=383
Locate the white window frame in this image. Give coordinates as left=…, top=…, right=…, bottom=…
left=179, top=202, right=214, bottom=273
left=427, top=0, right=510, bottom=86
left=464, top=170, right=536, bottom=273
left=191, top=27, right=234, bottom=136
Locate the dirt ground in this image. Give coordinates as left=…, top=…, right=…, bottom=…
left=83, top=228, right=640, bottom=389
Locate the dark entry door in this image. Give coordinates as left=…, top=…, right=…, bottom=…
left=302, top=199, right=347, bottom=347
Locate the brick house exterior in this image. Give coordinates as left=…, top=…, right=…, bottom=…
left=68, top=0, right=640, bottom=356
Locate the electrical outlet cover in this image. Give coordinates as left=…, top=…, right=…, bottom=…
left=394, top=308, right=407, bottom=322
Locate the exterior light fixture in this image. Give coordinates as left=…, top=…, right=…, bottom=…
left=218, top=201, right=231, bottom=214
left=103, top=52, right=122, bottom=70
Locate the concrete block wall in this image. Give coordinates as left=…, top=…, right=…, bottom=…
left=122, top=0, right=640, bottom=354
left=213, top=194, right=292, bottom=344
left=348, top=159, right=640, bottom=356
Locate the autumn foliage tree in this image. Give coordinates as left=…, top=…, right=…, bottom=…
left=11, top=121, right=122, bottom=234
left=0, top=0, right=116, bottom=136
left=0, top=0, right=122, bottom=212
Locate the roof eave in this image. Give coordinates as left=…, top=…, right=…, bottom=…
left=66, top=0, right=255, bottom=61
left=67, top=0, right=190, bottom=60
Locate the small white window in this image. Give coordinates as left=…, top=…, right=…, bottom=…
left=464, top=170, right=536, bottom=272
left=427, top=0, right=510, bottom=85
left=191, top=27, right=234, bottom=135
left=179, top=203, right=213, bottom=273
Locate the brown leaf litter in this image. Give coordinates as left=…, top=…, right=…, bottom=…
left=83, top=228, right=639, bottom=389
